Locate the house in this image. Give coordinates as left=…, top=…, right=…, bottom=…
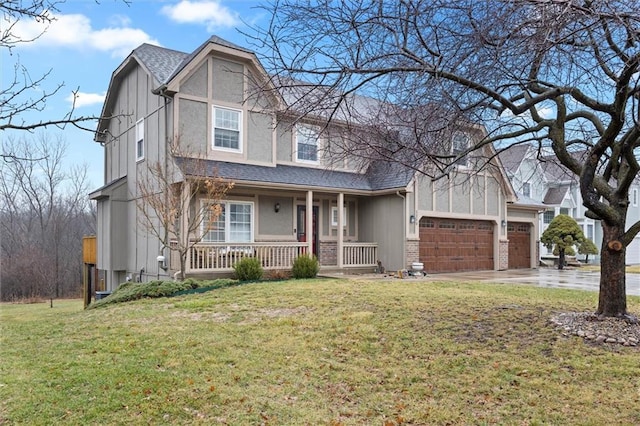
left=90, top=36, right=541, bottom=290
left=499, top=144, right=640, bottom=265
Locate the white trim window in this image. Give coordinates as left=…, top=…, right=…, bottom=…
left=135, top=119, right=144, bottom=161
left=202, top=201, right=253, bottom=243
left=213, top=106, right=242, bottom=152
left=522, top=182, right=531, bottom=198
left=296, top=125, right=319, bottom=163
left=633, top=188, right=638, bottom=207
left=452, top=132, right=470, bottom=166
left=331, top=206, right=347, bottom=227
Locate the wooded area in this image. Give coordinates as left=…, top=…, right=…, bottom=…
left=0, top=134, right=95, bottom=301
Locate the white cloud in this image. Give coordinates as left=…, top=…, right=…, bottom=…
left=66, top=91, right=106, bottom=108
left=161, top=0, right=239, bottom=31
left=9, top=12, right=160, bottom=58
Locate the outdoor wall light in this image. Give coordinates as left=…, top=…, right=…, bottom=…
left=274, top=202, right=280, bottom=213
left=409, top=215, right=416, bottom=224
left=501, top=219, right=507, bottom=227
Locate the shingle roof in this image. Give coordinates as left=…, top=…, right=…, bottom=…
left=174, top=157, right=414, bottom=192
left=133, top=36, right=253, bottom=86
left=543, top=185, right=570, bottom=205
left=133, top=43, right=188, bottom=84
left=497, top=144, right=530, bottom=175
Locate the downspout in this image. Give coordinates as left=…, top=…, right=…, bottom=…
left=154, top=84, right=173, bottom=277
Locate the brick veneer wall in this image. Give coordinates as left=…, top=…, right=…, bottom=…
left=406, top=239, right=420, bottom=267
left=319, top=241, right=337, bottom=266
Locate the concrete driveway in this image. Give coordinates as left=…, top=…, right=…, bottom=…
left=428, top=268, right=640, bottom=296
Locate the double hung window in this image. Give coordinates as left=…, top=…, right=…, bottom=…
left=202, top=201, right=253, bottom=243
left=452, top=132, right=469, bottom=166
left=213, top=106, right=242, bottom=152
left=296, top=125, right=319, bottom=163
left=135, top=119, right=144, bottom=161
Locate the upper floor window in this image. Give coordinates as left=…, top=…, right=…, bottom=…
left=296, top=125, right=319, bottom=163
left=135, top=119, right=144, bottom=161
left=633, top=188, right=638, bottom=207
left=522, top=182, right=531, bottom=198
left=213, top=106, right=242, bottom=152
left=202, top=201, right=253, bottom=243
left=452, top=132, right=470, bottom=166
left=560, top=207, right=570, bottom=216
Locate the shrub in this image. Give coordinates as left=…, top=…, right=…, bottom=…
left=233, top=257, right=263, bottom=281
left=88, top=278, right=238, bottom=308
left=291, top=254, right=319, bottom=279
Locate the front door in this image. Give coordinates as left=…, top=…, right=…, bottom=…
left=297, top=205, right=318, bottom=255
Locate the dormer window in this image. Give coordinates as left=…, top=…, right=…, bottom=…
left=452, top=132, right=470, bottom=166
left=522, top=182, right=531, bottom=197
left=135, top=119, right=144, bottom=162
left=296, top=125, right=319, bottom=163
left=213, top=106, right=242, bottom=152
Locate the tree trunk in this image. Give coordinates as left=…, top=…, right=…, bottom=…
left=558, top=249, right=565, bottom=270
left=178, top=249, right=187, bottom=281
left=597, top=222, right=627, bottom=317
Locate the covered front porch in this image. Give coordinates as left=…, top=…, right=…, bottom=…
left=172, top=189, right=381, bottom=276
left=174, top=241, right=378, bottom=274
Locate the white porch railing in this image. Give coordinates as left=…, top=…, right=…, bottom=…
left=188, top=242, right=308, bottom=272
left=343, top=242, right=378, bottom=267
left=174, top=241, right=379, bottom=273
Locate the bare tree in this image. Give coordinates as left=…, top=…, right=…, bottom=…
left=254, top=0, right=640, bottom=318
left=136, top=141, right=233, bottom=281
left=1, top=1, right=107, bottom=137
left=0, top=134, right=94, bottom=301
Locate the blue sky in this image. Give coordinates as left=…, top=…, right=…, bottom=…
left=3, top=0, right=266, bottom=189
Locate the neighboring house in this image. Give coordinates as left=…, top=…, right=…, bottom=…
left=499, top=144, right=640, bottom=265
left=90, top=36, right=541, bottom=290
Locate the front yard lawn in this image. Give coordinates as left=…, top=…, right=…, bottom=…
left=1, top=278, right=639, bottom=425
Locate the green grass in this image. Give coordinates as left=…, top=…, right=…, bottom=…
left=2, top=279, right=640, bottom=425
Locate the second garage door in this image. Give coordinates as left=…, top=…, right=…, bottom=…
left=419, top=218, right=494, bottom=273
left=507, top=222, right=531, bottom=269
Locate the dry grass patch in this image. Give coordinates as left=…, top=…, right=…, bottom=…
left=2, top=279, right=640, bottom=425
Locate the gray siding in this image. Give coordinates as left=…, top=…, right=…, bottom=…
left=247, top=111, right=273, bottom=162
left=212, top=58, right=244, bottom=104
left=358, top=195, right=405, bottom=271
left=276, top=121, right=293, bottom=162
left=182, top=63, right=208, bottom=97
left=178, top=99, right=208, bottom=156
left=258, top=195, right=293, bottom=236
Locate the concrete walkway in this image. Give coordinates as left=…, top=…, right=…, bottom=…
left=414, top=268, right=640, bottom=296
left=332, top=268, right=640, bottom=296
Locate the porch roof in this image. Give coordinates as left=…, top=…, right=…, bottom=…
left=175, top=157, right=414, bottom=192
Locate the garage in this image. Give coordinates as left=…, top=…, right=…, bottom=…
left=507, top=222, right=531, bottom=269
left=419, top=218, right=494, bottom=273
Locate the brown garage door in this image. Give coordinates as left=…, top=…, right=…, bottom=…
left=508, top=222, right=531, bottom=269
left=419, top=218, right=494, bottom=273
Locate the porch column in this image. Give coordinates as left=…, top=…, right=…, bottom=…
left=337, top=192, right=344, bottom=268
left=306, top=190, right=313, bottom=255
